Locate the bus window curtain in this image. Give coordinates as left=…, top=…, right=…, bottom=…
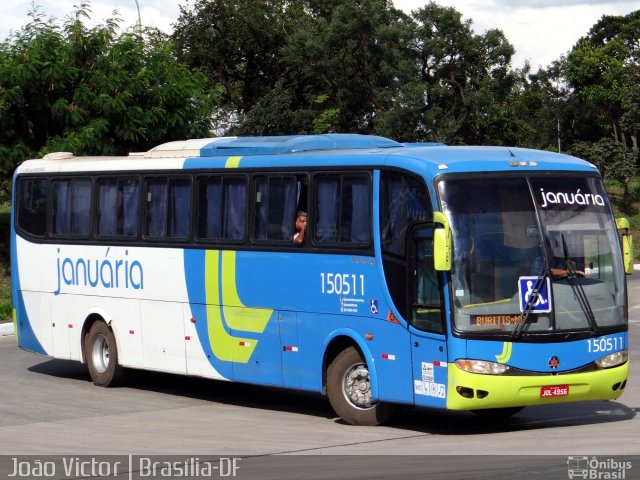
left=53, top=180, right=90, bottom=236
left=281, top=178, right=296, bottom=240
left=98, top=180, right=118, bottom=236
left=54, top=181, right=71, bottom=235
left=316, top=177, right=339, bottom=243
left=71, top=181, right=91, bottom=235
left=253, top=176, right=299, bottom=242
left=384, top=179, right=403, bottom=254
left=204, top=179, right=222, bottom=239
left=169, top=180, right=190, bottom=238
left=122, top=180, right=140, bottom=237
left=254, top=177, right=268, bottom=240
left=350, top=177, right=370, bottom=243
left=147, top=181, right=167, bottom=237
left=224, top=179, right=246, bottom=240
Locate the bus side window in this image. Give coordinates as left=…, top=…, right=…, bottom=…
left=413, top=234, right=444, bottom=333
left=380, top=172, right=430, bottom=255
left=16, top=178, right=49, bottom=237
left=52, top=178, right=92, bottom=237
left=314, top=174, right=370, bottom=245
left=145, top=177, right=191, bottom=240
left=197, top=176, right=247, bottom=242
left=379, top=171, right=431, bottom=320
left=97, top=178, right=140, bottom=238
left=253, top=174, right=307, bottom=243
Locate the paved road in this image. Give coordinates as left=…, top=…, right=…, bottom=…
left=0, top=275, right=638, bottom=479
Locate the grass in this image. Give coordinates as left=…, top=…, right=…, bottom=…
left=0, top=202, right=11, bottom=322
left=0, top=177, right=638, bottom=322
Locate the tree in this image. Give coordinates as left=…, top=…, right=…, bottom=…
left=172, top=0, right=520, bottom=142
left=282, top=0, right=415, bottom=135
left=0, top=3, right=218, bottom=176
left=173, top=0, right=305, bottom=115
left=411, top=2, right=515, bottom=144
left=571, top=138, right=637, bottom=210
left=173, top=0, right=417, bottom=136
left=565, top=11, right=640, bottom=151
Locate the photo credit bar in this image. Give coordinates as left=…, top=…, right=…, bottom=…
left=0, top=455, right=637, bottom=480
left=0, top=456, right=240, bottom=479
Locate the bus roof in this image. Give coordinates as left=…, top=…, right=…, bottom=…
left=148, top=134, right=402, bottom=157
left=16, top=134, right=598, bottom=177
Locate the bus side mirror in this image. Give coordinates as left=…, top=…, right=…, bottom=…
left=433, top=211, right=452, bottom=271
left=616, top=217, right=634, bottom=275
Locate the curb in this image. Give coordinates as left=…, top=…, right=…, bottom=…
left=0, top=322, right=14, bottom=337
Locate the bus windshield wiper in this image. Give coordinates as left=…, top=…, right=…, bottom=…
left=561, top=234, right=599, bottom=335
left=512, top=265, right=548, bottom=340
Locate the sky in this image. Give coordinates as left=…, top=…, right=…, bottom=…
left=1, top=0, right=638, bottom=71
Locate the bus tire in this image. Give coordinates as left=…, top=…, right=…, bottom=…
left=326, top=346, right=395, bottom=426
left=85, top=321, right=127, bottom=387
left=472, top=406, right=524, bottom=418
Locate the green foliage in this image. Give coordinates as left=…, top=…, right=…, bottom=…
left=407, top=2, right=515, bottom=144
left=571, top=139, right=638, bottom=211
left=565, top=11, right=639, bottom=151
left=0, top=3, right=219, bottom=176
left=0, top=202, right=10, bottom=321
left=0, top=1, right=638, bottom=203
left=173, top=0, right=305, bottom=111
left=173, top=0, right=519, bottom=143
left=170, top=0, right=640, bottom=178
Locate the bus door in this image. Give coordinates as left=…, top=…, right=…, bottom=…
left=409, top=227, right=448, bottom=408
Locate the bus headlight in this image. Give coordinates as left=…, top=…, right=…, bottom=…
left=595, top=350, right=628, bottom=369
left=455, top=359, right=510, bottom=375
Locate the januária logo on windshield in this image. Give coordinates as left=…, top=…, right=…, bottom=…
left=539, top=188, right=605, bottom=208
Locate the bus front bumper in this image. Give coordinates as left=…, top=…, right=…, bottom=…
left=446, top=362, right=629, bottom=410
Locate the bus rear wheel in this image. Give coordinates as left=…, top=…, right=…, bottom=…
left=85, top=321, right=127, bottom=387
left=326, top=346, right=395, bottom=426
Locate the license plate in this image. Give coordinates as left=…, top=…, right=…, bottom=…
left=540, top=385, right=569, bottom=397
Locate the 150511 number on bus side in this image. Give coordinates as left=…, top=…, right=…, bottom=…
left=320, top=273, right=365, bottom=296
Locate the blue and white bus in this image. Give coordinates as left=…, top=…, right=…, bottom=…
left=11, top=134, right=633, bottom=425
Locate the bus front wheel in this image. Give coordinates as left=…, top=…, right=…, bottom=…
left=326, top=346, right=395, bottom=426
left=85, top=321, right=127, bottom=387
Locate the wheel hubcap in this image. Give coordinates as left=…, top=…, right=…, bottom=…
left=92, top=334, right=110, bottom=374
left=343, top=363, right=374, bottom=409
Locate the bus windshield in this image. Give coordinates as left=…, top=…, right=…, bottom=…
left=438, top=175, right=626, bottom=336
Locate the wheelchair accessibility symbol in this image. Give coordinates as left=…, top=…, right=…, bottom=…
left=518, top=276, right=552, bottom=313
left=370, top=299, right=379, bottom=315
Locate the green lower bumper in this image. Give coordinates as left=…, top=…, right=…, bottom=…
left=447, top=362, right=629, bottom=410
